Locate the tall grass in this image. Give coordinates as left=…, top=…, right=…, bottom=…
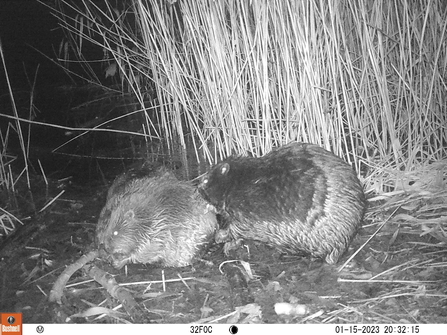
left=0, top=40, right=30, bottom=235
left=47, top=0, right=446, bottom=193
left=0, top=41, right=31, bottom=190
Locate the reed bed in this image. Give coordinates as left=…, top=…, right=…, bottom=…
left=41, top=0, right=447, bottom=194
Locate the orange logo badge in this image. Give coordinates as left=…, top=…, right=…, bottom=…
left=0, top=313, right=22, bottom=335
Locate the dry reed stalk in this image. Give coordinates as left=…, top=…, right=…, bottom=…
left=137, top=0, right=447, bottom=188
left=0, top=41, right=30, bottom=189
left=0, top=41, right=32, bottom=234
left=43, top=0, right=446, bottom=194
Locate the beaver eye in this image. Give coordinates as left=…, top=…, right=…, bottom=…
left=113, top=230, right=119, bottom=236
left=202, top=177, right=208, bottom=185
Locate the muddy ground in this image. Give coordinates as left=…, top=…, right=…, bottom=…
left=1, top=168, right=446, bottom=324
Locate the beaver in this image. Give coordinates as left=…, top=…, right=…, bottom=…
left=198, top=142, right=366, bottom=264
left=96, top=168, right=218, bottom=269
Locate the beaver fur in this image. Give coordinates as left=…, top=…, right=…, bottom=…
left=198, top=142, right=366, bottom=264
left=96, top=168, right=218, bottom=268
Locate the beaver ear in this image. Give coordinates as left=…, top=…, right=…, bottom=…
left=220, top=163, right=230, bottom=175
left=124, top=209, right=135, bottom=220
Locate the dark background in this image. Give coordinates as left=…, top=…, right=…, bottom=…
left=0, top=0, right=64, bottom=90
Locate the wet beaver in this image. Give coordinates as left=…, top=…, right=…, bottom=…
left=198, top=142, right=366, bottom=264
left=96, top=168, right=218, bottom=269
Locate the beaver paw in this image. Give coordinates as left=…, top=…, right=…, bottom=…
left=223, top=238, right=243, bottom=256
left=205, top=203, right=217, bottom=214
left=215, top=228, right=231, bottom=243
